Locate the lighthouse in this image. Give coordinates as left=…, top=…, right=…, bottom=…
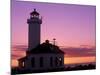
left=27, top=9, right=42, bottom=50
left=18, top=9, right=64, bottom=72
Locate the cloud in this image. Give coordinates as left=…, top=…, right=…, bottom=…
left=11, top=54, right=21, bottom=59
left=11, top=45, right=28, bottom=51
left=61, top=47, right=96, bottom=57
left=11, top=45, right=27, bottom=60
left=11, top=45, right=96, bottom=60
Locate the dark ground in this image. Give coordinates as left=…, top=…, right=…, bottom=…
left=11, top=64, right=96, bottom=75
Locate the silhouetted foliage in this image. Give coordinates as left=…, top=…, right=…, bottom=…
left=11, top=64, right=96, bottom=74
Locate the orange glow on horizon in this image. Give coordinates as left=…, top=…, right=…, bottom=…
left=11, top=59, right=18, bottom=67
left=64, top=56, right=96, bottom=64
left=11, top=56, right=95, bottom=67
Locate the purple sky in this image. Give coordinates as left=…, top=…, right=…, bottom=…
left=12, top=0, right=96, bottom=47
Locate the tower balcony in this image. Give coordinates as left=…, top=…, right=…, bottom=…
left=27, top=18, right=42, bottom=24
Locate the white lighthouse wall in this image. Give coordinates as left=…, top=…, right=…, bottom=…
left=24, top=54, right=64, bottom=70
left=28, top=23, right=40, bottom=50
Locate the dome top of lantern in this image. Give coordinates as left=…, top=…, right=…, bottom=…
left=30, top=9, right=40, bottom=16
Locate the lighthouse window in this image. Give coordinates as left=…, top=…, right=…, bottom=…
left=40, top=57, right=43, bottom=67
left=59, top=57, right=62, bottom=66
left=55, top=57, right=62, bottom=66
left=55, top=57, right=58, bottom=66
left=31, top=57, right=35, bottom=67
left=59, top=57, right=62, bottom=61
left=22, top=61, right=25, bottom=67
left=50, top=57, right=53, bottom=67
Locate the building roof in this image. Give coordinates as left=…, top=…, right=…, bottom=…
left=18, top=56, right=27, bottom=61
left=27, top=40, right=64, bottom=54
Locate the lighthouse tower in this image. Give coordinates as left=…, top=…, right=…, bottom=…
left=18, top=9, right=64, bottom=71
left=27, top=9, right=42, bottom=50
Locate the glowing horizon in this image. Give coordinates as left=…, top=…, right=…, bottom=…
left=11, top=45, right=96, bottom=67
left=11, top=56, right=96, bottom=67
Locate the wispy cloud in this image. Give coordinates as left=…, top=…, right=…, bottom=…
left=11, top=45, right=27, bottom=59
left=12, top=45, right=28, bottom=51
left=61, top=46, right=96, bottom=57
left=11, top=44, right=96, bottom=60
left=11, top=45, right=96, bottom=67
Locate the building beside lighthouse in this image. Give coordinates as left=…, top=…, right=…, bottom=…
left=18, top=9, right=64, bottom=71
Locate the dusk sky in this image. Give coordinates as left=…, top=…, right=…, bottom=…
left=11, top=0, right=96, bottom=67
